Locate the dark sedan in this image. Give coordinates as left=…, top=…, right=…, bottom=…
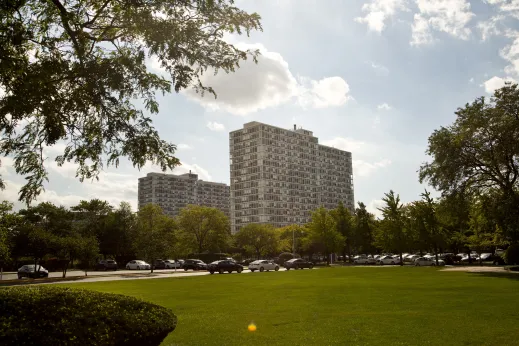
left=18, top=265, right=49, bottom=279
left=153, top=259, right=167, bottom=270
left=207, top=260, right=243, bottom=274
left=96, top=259, right=118, bottom=271
left=284, top=258, right=314, bottom=270
left=182, top=259, right=207, bottom=271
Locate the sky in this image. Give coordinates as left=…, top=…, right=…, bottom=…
left=2, top=0, right=519, bottom=217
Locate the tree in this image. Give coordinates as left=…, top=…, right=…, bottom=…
left=419, top=83, right=519, bottom=242
left=414, top=190, right=446, bottom=265
left=353, top=202, right=377, bottom=256
left=277, top=224, right=306, bottom=254
left=71, top=199, right=113, bottom=238
left=1, top=0, right=262, bottom=204
left=0, top=201, right=17, bottom=276
left=375, top=190, right=407, bottom=265
left=235, top=224, right=279, bottom=259
left=102, top=202, right=136, bottom=260
left=134, top=204, right=176, bottom=273
left=76, top=235, right=100, bottom=276
left=176, top=205, right=230, bottom=254
left=305, top=207, right=344, bottom=265
left=330, top=201, right=354, bottom=262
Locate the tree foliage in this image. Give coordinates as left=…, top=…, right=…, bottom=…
left=235, top=223, right=279, bottom=259
left=176, top=204, right=230, bottom=254
left=134, top=204, right=175, bottom=273
left=420, top=83, right=519, bottom=241
left=0, top=0, right=262, bottom=204
left=375, top=190, right=407, bottom=264
left=305, top=207, right=344, bottom=264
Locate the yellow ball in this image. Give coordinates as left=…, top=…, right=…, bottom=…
left=248, top=323, right=257, bottom=332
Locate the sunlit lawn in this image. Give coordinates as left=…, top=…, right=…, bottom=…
left=61, top=267, right=519, bottom=345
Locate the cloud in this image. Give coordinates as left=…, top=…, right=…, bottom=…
left=377, top=103, right=392, bottom=110
left=353, top=159, right=392, bottom=178
left=372, top=116, right=381, bottom=128
left=366, top=199, right=385, bottom=219
left=485, top=0, right=519, bottom=19
left=469, top=77, right=474, bottom=83
left=355, top=0, right=409, bottom=33
left=321, top=137, right=367, bottom=154
left=369, top=61, right=390, bottom=76
left=477, top=15, right=505, bottom=41
left=177, top=143, right=192, bottom=150
left=183, top=43, right=352, bottom=115
left=206, top=121, right=225, bottom=132
left=500, top=34, right=519, bottom=76
left=482, top=76, right=517, bottom=93
left=297, top=76, right=352, bottom=109
left=411, top=0, right=474, bottom=45
left=411, top=14, right=434, bottom=45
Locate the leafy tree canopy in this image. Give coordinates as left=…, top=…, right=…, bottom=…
left=0, top=0, right=262, bottom=204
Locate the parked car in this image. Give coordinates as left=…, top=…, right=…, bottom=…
left=379, top=256, right=401, bottom=265
left=354, top=256, right=376, bottom=265
left=478, top=253, right=505, bottom=265
left=164, top=259, right=182, bottom=269
left=249, top=260, right=280, bottom=272
left=404, top=255, right=420, bottom=263
left=96, top=259, right=118, bottom=271
left=207, top=260, right=243, bottom=274
left=441, top=253, right=461, bottom=265
left=153, top=259, right=167, bottom=269
left=415, top=257, right=445, bottom=266
left=18, top=264, right=49, bottom=279
left=284, top=258, right=314, bottom=270
left=125, top=260, right=150, bottom=270
left=182, top=259, right=207, bottom=271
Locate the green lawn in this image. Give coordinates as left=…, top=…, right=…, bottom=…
left=61, top=268, right=519, bottom=346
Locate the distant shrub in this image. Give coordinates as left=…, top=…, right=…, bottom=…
left=0, top=286, right=177, bottom=346
left=504, top=244, right=519, bottom=265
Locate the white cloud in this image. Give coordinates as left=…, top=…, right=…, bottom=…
left=411, top=0, right=474, bottom=45
left=377, top=103, right=392, bottom=110
left=353, top=159, right=392, bottom=178
left=183, top=43, right=352, bottom=115
left=500, top=34, right=519, bottom=76
left=177, top=143, right=192, bottom=150
left=321, top=137, right=367, bottom=154
left=469, top=77, right=474, bottom=83
left=477, top=15, right=505, bottom=41
left=369, top=61, right=390, bottom=76
left=355, top=0, right=409, bottom=33
left=372, top=116, right=381, bottom=128
left=411, top=14, right=434, bottom=45
left=482, top=76, right=517, bottom=93
left=366, top=199, right=385, bottom=219
left=485, top=0, right=519, bottom=19
left=206, top=121, right=225, bottom=132
left=297, top=76, right=352, bottom=109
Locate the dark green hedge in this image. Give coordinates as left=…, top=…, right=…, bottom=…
left=504, top=244, right=519, bottom=265
left=0, top=286, right=177, bottom=346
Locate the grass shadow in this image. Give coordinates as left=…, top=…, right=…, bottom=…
left=469, top=271, right=519, bottom=282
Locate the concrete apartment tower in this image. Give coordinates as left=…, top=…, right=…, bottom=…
left=138, top=172, right=230, bottom=217
left=229, top=121, right=354, bottom=234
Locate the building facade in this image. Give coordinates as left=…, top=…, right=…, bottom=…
left=229, top=122, right=354, bottom=234
left=138, top=172, right=230, bottom=217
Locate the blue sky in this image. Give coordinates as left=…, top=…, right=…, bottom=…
left=2, top=0, right=519, bottom=217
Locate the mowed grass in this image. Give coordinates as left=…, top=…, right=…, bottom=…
left=61, top=268, right=519, bottom=346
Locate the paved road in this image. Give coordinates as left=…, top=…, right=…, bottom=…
left=0, top=268, right=216, bottom=281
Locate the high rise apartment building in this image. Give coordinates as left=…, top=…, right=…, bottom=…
left=229, top=122, right=354, bottom=234
left=138, top=172, right=230, bottom=217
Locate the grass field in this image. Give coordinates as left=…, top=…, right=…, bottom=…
left=61, top=267, right=519, bottom=345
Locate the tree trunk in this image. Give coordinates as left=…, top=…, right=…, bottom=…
left=399, top=253, right=403, bottom=266
left=326, top=253, right=330, bottom=265
left=434, top=246, right=439, bottom=266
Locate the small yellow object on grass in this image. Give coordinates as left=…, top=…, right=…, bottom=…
left=248, top=323, right=257, bottom=332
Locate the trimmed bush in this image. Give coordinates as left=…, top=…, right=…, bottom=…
left=0, top=286, right=177, bottom=346
left=504, top=244, right=519, bottom=265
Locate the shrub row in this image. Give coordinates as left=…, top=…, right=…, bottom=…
left=0, top=286, right=177, bottom=346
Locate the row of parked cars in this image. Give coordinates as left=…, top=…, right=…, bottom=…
left=350, top=251, right=505, bottom=266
